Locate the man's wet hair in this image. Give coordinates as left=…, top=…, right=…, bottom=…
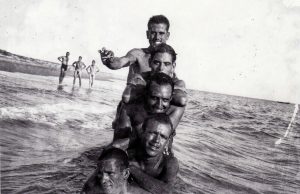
left=150, top=43, right=177, bottom=63
left=142, top=113, right=174, bottom=137
left=146, top=72, right=174, bottom=93
left=98, top=147, right=129, bottom=170
left=148, top=15, right=170, bottom=31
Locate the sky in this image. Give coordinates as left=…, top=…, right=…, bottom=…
left=1, top=0, right=300, bottom=103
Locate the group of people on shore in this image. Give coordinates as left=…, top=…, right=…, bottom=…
left=76, top=15, right=187, bottom=194
left=58, top=53, right=99, bottom=88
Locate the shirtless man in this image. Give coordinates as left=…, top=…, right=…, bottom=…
left=86, top=60, right=100, bottom=88
left=99, top=15, right=170, bottom=83
left=99, top=15, right=173, bottom=106
left=81, top=147, right=150, bottom=194
left=128, top=114, right=179, bottom=194
left=72, top=56, right=86, bottom=87
left=112, top=73, right=184, bottom=152
left=123, top=43, right=187, bottom=106
left=58, top=51, right=70, bottom=84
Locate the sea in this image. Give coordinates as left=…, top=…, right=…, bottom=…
left=1, top=70, right=299, bottom=194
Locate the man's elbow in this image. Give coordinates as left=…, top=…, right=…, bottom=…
left=161, top=184, right=173, bottom=194
left=172, top=96, right=188, bottom=107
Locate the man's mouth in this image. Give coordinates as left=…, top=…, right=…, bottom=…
left=148, top=143, right=160, bottom=151
left=153, top=40, right=161, bottom=45
left=102, top=182, right=112, bottom=190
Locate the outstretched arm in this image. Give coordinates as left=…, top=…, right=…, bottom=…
left=130, top=157, right=179, bottom=194
left=99, top=48, right=138, bottom=70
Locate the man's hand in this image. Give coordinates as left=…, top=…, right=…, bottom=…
left=99, top=47, right=114, bottom=66
left=129, top=160, right=144, bottom=170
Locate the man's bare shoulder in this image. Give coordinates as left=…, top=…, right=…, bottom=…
left=126, top=48, right=149, bottom=59
left=128, top=183, right=151, bottom=194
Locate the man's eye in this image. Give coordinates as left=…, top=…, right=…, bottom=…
left=153, top=61, right=160, bottom=65
left=163, top=98, right=170, bottom=102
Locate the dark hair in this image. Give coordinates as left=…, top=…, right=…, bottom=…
left=142, top=113, right=174, bottom=136
left=146, top=72, right=174, bottom=94
left=148, top=15, right=170, bottom=31
left=98, top=147, right=129, bottom=170
left=150, top=43, right=177, bottom=63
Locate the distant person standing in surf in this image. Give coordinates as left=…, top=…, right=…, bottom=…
left=72, top=56, right=86, bottom=87
left=86, top=60, right=100, bottom=88
left=58, top=51, right=70, bottom=84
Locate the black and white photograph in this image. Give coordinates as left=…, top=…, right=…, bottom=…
left=1, top=0, right=300, bottom=193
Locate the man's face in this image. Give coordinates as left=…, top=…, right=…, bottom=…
left=79, top=57, right=82, bottom=61
left=150, top=52, right=175, bottom=77
left=66, top=52, right=70, bottom=57
left=97, top=159, right=126, bottom=194
left=147, top=23, right=170, bottom=47
left=147, top=81, right=172, bottom=113
left=143, top=121, right=172, bottom=157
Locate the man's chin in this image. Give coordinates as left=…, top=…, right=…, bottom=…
left=146, top=149, right=158, bottom=157
left=101, top=185, right=114, bottom=194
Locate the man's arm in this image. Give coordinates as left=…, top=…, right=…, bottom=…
left=99, top=48, right=139, bottom=70
left=130, top=157, right=179, bottom=194
left=111, top=105, right=132, bottom=150
left=58, top=56, right=63, bottom=62
left=82, top=62, right=86, bottom=69
left=172, top=80, right=187, bottom=107
left=86, top=66, right=90, bottom=73
left=168, top=105, right=185, bottom=130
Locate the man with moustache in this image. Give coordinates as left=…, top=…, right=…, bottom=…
left=81, top=148, right=150, bottom=194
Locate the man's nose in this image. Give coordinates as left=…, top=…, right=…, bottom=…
left=158, top=64, right=162, bottom=71
left=154, top=134, right=161, bottom=143
left=156, top=99, right=163, bottom=108
left=101, top=173, right=109, bottom=182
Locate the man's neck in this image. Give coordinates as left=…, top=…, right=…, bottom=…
left=118, top=184, right=128, bottom=194
left=136, top=147, right=163, bottom=164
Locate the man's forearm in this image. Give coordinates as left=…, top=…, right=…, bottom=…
left=104, top=57, right=131, bottom=70
left=130, top=166, right=172, bottom=194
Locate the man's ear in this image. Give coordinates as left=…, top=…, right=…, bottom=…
left=146, top=30, right=150, bottom=39
left=172, top=62, right=176, bottom=68
left=123, top=168, right=130, bottom=180
left=166, top=32, right=170, bottom=40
